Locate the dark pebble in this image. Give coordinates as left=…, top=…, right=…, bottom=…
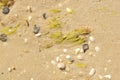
left=82, top=44, right=89, bottom=53
left=2, top=6, right=10, bottom=14
left=33, top=25, right=40, bottom=34
left=0, top=34, right=7, bottom=42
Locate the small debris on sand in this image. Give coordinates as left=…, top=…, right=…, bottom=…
left=89, top=68, right=96, bottom=76
left=2, top=6, right=10, bottom=14
left=57, top=62, right=66, bottom=70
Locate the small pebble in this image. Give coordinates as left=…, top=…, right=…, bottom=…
left=66, top=55, right=74, bottom=63
left=95, top=46, right=100, bottom=52
left=77, top=54, right=83, bottom=60
left=89, top=68, right=96, bottom=76
left=33, top=25, right=40, bottom=34
left=57, top=63, right=66, bottom=70
left=0, top=34, right=7, bottom=42
left=82, top=44, right=89, bottom=53
left=104, top=75, right=112, bottom=79
left=8, top=67, right=12, bottom=72
left=80, top=48, right=84, bottom=53
left=28, top=16, right=32, bottom=21
left=2, top=6, right=10, bottom=14
left=75, top=48, right=80, bottom=54
left=66, top=8, right=73, bottom=13
left=89, top=36, right=95, bottom=42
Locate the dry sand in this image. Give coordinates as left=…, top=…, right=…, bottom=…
left=0, top=0, right=120, bottom=80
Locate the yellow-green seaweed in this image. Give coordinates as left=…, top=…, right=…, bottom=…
left=49, top=9, right=61, bottom=13
left=0, top=24, right=20, bottom=35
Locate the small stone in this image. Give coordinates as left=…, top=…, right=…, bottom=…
left=33, top=25, right=40, bottom=34
left=8, top=67, right=12, bottom=72
left=89, top=68, right=96, bottom=76
left=104, top=75, right=112, bottom=79
left=66, top=55, right=74, bottom=63
left=95, top=46, right=100, bottom=52
left=57, top=63, right=66, bottom=70
left=0, top=34, right=7, bottom=42
left=80, top=48, right=84, bottom=53
left=28, top=16, right=32, bottom=21
left=2, top=6, right=10, bottom=14
left=77, top=54, right=83, bottom=60
left=89, top=36, right=95, bottom=42
left=75, top=48, right=80, bottom=54
left=82, top=44, right=89, bottom=53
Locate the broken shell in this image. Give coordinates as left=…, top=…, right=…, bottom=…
left=56, top=56, right=62, bottom=62
left=57, top=63, right=66, bottom=70
left=66, top=55, right=74, bottom=63
left=89, top=68, right=96, bottom=76
left=77, top=54, right=83, bottom=60
left=104, top=75, right=112, bottom=79
left=75, top=48, right=80, bottom=54
left=82, top=44, right=89, bottom=53
left=95, top=46, right=100, bottom=52
left=35, top=33, right=41, bottom=37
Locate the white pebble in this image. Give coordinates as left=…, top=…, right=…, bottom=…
left=104, top=75, right=112, bottom=79
left=77, top=54, right=83, bottom=60
left=89, top=68, right=96, bottom=76
left=63, top=49, right=67, bottom=53
left=75, top=48, right=80, bottom=54
left=66, top=8, right=73, bottom=13
left=89, top=36, right=95, bottom=42
left=57, top=63, right=65, bottom=70
left=8, top=67, right=12, bottom=72
left=28, top=16, right=32, bottom=21
left=66, top=55, right=71, bottom=59
left=95, top=46, right=100, bottom=52
left=35, top=33, right=41, bottom=37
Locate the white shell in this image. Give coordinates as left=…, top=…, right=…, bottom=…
left=57, top=63, right=65, bottom=70
left=28, top=16, right=32, bottom=21
left=89, top=36, right=95, bottom=42
left=89, top=68, right=96, bottom=76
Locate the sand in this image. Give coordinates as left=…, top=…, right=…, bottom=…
left=0, top=0, right=120, bottom=80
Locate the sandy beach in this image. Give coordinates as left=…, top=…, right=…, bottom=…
left=0, top=0, right=120, bottom=80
